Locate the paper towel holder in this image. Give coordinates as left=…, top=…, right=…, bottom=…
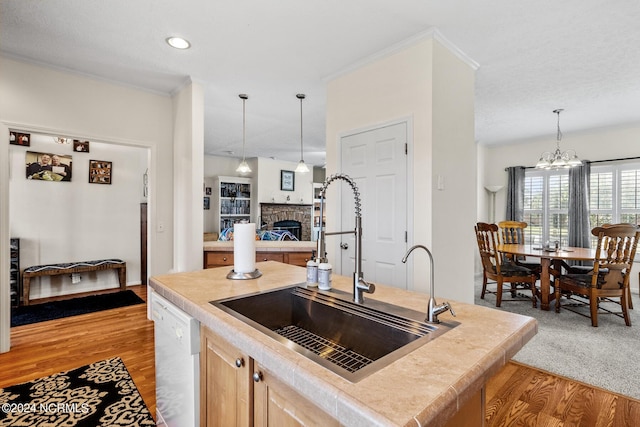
left=226, top=269, right=262, bottom=280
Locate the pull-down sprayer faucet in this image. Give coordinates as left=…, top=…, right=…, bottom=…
left=316, top=173, right=375, bottom=304
left=402, top=245, right=455, bottom=324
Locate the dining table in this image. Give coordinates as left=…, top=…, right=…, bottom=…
left=497, top=244, right=597, bottom=311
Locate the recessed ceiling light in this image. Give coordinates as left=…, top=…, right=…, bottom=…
left=166, top=37, right=191, bottom=50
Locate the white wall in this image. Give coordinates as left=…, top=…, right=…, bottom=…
left=9, top=133, right=147, bottom=298
left=431, top=41, right=477, bottom=304
left=255, top=157, right=314, bottom=206
left=326, top=34, right=477, bottom=303
left=172, top=82, right=205, bottom=273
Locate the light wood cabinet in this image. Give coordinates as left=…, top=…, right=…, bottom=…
left=200, top=327, right=252, bottom=427
left=283, top=252, right=313, bottom=267
left=204, top=251, right=313, bottom=269
left=255, top=252, right=284, bottom=263
left=201, top=326, right=338, bottom=427
left=253, top=362, right=339, bottom=427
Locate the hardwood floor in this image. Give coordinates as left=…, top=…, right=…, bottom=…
left=486, top=360, right=640, bottom=426
left=0, top=285, right=156, bottom=419
left=3, top=285, right=640, bottom=426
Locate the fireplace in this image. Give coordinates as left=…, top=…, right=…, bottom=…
left=273, top=220, right=302, bottom=240
left=260, top=203, right=312, bottom=240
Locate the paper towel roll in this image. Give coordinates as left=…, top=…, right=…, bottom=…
left=233, top=223, right=256, bottom=273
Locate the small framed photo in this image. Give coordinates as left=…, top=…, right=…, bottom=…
left=205, top=187, right=212, bottom=195
left=204, top=196, right=210, bottom=210
left=73, top=140, right=90, bottom=153
left=89, top=160, right=112, bottom=184
left=10, top=131, right=30, bottom=147
left=281, top=170, right=295, bottom=191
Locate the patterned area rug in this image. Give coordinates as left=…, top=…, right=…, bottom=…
left=0, top=357, right=155, bottom=426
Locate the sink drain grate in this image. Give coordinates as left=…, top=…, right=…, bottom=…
left=274, top=325, right=373, bottom=373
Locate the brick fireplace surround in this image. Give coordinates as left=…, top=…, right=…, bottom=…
left=260, top=203, right=312, bottom=241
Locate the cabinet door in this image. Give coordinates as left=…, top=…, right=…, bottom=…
left=284, top=252, right=313, bottom=267
left=256, top=252, right=284, bottom=263
left=253, top=363, right=339, bottom=427
left=201, top=327, right=252, bottom=427
left=204, top=252, right=234, bottom=268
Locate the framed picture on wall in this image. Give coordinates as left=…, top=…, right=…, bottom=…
left=281, top=170, right=295, bottom=191
left=26, top=151, right=73, bottom=182
left=204, top=196, right=210, bottom=210
left=10, top=131, right=30, bottom=147
left=73, top=140, right=90, bottom=153
left=89, top=160, right=112, bottom=184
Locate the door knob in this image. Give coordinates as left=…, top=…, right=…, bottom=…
left=340, top=242, right=349, bottom=250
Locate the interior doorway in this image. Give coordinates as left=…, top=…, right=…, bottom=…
left=339, top=121, right=410, bottom=289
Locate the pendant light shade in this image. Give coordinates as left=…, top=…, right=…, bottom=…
left=236, top=94, right=251, bottom=174
left=535, top=109, right=582, bottom=170
left=295, top=93, right=310, bottom=174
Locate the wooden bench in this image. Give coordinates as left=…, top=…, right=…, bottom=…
left=22, top=259, right=127, bottom=306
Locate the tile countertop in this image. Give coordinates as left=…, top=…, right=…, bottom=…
left=203, top=240, right=316, bottom=252
left=149, top=261, right=537, bottom=427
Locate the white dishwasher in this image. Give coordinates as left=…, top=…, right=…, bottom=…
left=150, top=290, right=200, bottom=427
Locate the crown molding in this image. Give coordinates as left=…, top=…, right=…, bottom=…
left=324, top=27, right=479, bottom=83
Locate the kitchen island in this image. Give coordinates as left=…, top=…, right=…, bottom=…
left=150, top=261, right=537, bottom=427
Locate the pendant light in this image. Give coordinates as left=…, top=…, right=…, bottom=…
left=236, top=94, right=251, bottom=174
left=294, top=93, right=310, bottom=174
left=535, top=109, right=582, bottom=169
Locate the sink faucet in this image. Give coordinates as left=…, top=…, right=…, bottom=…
left=402, top=245, right=455, bottom=324
left=316, top=173, right=375, bottom=304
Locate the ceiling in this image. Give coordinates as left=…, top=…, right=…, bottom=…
left=2, top=1, right=640, bottom=167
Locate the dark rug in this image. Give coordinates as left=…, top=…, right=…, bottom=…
left=11, top=291, right=145, bottom=327
left=0, top=357, right=155, bottom=426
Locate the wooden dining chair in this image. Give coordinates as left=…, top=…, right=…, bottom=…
left=554, top=223, right=640, bottom=327
left=497, top=221, right=542, bottom=274
left=475, top=222, right=539, bottom=307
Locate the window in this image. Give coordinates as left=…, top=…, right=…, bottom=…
left=523, top=170, right=569, bottom=246
left=524, top=162, right=640, bottom=249
left=589, top=163, right=640, bottom=246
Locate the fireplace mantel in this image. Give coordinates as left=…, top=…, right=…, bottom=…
left=260, top=202, right=312, bottom=208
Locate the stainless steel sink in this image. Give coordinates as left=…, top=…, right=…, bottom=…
left=211, top=285, right=458, bottom=382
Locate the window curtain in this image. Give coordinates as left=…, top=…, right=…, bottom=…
left=568, top=161, right=591, bottom=249
left=505, top=166, right=525, bottom=221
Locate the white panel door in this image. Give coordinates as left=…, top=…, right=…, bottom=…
left=339, top=122, right=408, bottom=289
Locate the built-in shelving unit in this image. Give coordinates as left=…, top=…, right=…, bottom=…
left=213, top=176, right=252, bottom=232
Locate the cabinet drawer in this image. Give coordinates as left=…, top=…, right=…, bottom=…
left=205, top=252, right=234, bottom=268
left=255, top=252, right=284, bottom=263
left=285, top=252, right=314, bottom=267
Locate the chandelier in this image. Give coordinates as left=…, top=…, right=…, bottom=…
left=535, top=109, right=582, bottom=170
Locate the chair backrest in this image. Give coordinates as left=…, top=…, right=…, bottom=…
left=498, top=220, right=527, bottom=245
left=475, top=222, right=501, bottom=274
left=591, top=223, right=640, bottom=290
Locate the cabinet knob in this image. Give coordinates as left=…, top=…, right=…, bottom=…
left=223, top=257, right=227, bottom=261
left=253, top=371, right=263, bottom=382
left=263, top=258, right=268, bottom=261
left=235, top=358, right=244, bottom=368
